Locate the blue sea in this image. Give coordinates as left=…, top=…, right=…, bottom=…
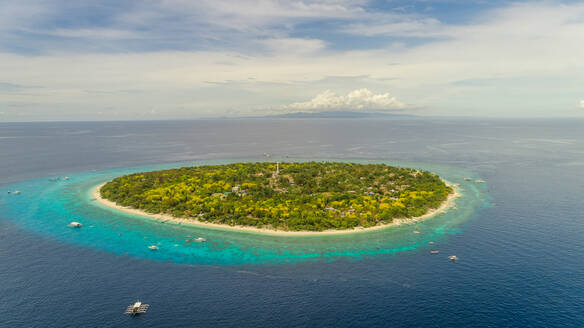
left=1, top=118, right=583, bottom=327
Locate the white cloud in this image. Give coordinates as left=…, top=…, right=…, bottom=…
left=49, top=28, right=141, bottom=40
left=116, top=0, right=365, bottom=35
left=2, top=2, right=584, bottom=119
left=258, top=38, right=326, bottom=54
left=283, top=89, right=405, bottom=113
left=342, top=15, right=445, bottom=37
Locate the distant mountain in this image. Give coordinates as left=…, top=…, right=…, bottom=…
left=250, top=111, right=416, bottom=119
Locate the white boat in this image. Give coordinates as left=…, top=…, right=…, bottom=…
left=124, top=300, right=149, bottom=315
left=12, top=190, right=21, bottom=194
left=63, top=177, right=70, bottom=180
left=69, top=221, right=83, bottom=228
left=148, top=245, right=159, bottom=250
left=413, top=230, right=421, bottom=234
left=430, top=250, right=439, bottom=254
left=448, top=255, right=459, bottom=261
left=463, top=178, right=472, bottom=181
left=194, top=237, right=207, bottom=242
left=475, top=179, right=486, bottom=183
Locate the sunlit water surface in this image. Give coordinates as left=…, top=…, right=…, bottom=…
left=1, top=119, right=583, bottom=327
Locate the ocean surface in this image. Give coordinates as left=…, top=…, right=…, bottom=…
left=0, top=118, right=583, bottom=327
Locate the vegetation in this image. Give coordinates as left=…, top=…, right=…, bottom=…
left=100, top=162, right=452, bottom=231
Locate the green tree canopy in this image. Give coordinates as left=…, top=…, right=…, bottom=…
left=100, top=162, right=452, bottom=231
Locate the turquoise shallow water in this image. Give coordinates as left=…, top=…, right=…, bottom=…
left=2, top=120, right=584, bottom=327
left=0, top=159, right=488, bottom=265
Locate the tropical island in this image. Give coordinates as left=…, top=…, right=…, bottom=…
left=97, top=162, right=457, bottom=234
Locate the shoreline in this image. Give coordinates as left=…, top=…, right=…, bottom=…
left=92, top=183, right=460, bottom=236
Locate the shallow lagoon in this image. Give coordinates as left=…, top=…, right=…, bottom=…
left=1, top=159, right=488, bottom=265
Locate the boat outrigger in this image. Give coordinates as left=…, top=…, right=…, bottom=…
left=124, top=301, right=149, bottom=315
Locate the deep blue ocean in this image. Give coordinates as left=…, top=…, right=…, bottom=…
left=1, top=118, right=583, bottom=327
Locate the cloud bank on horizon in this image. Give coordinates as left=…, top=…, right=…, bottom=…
left=283, top=89, right=405, bottom=113
left=0, top=0, right=583, bottom=120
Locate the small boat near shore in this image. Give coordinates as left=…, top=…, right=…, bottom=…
left=186, top=237, right=207, bottom=243
left=448, top=255, right=459, bottom=261
left=464, top=177, right=472, bottom=181
left=148, top=245, right=159, bottom=250
left=8, top=190, right=21, bottom=194
left=475, top=179, right=486, bottom=183
left=69, top=221, right=82, bottom=228
left=430, top=250, right=439, bottom=254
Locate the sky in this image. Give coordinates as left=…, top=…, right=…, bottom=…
left=0, top=0, right=583, bottom=121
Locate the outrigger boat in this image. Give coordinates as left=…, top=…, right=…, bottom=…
left=124, top=301, right=149, bottom=315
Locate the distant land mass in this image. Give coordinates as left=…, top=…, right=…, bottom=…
left=246, top=111, right=416, bottom=119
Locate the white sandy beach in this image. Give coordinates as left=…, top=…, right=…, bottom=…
left=93, top=182, right=460, bottom=236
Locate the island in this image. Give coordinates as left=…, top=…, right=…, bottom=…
left=96, top=162, right=458, bottom=235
